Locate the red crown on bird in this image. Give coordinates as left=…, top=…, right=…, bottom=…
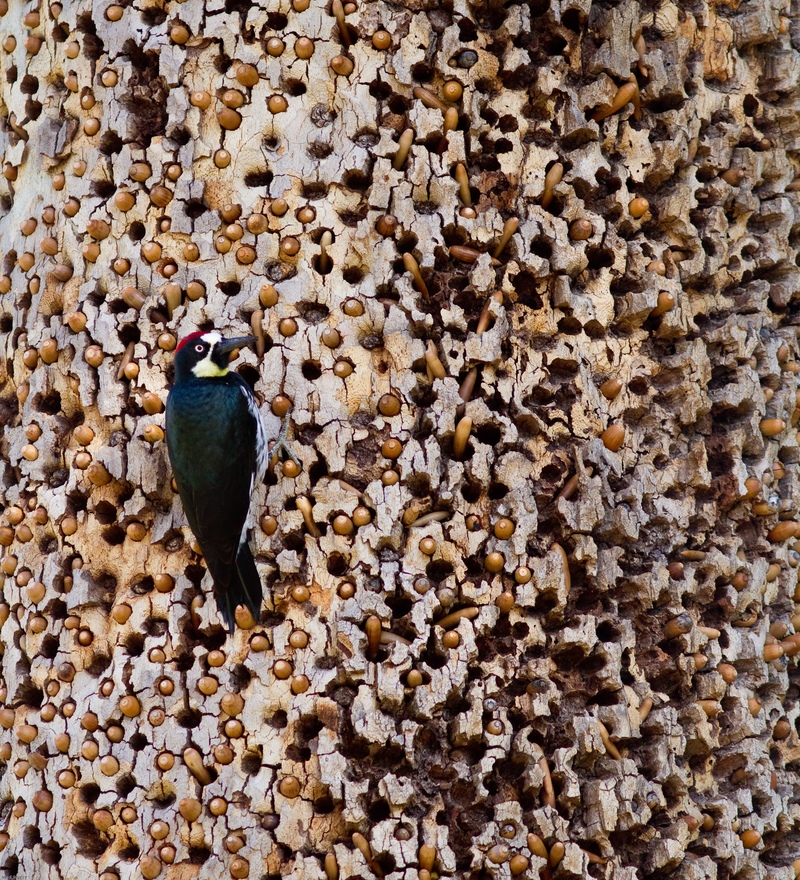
left=175, top=331, right=208, bottom=353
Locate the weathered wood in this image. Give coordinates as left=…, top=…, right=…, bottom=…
left=0, top=0, right=799, bottom=878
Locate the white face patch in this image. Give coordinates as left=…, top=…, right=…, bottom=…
left=191, top=332, right=229, bottom=378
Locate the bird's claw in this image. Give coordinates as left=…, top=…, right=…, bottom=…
left=269, top=411, right=300, bottom=466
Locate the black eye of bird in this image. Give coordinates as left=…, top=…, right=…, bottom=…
left=194, top=344, right=204, bottom=353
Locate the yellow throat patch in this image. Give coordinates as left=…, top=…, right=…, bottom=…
left=192, top=358, right=229, bottom=378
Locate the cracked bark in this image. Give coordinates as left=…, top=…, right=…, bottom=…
left=0, top=1, right=799, bottom=879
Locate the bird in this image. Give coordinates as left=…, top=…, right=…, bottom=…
left=165, top=330, right=280, bottom=632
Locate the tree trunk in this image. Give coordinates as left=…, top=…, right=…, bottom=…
left=1, top=0, right=799, bottom=878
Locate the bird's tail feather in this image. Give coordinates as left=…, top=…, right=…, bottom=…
left=218, top=543, right=262, bottom=633
left=203, top=544, right=263, bottom=633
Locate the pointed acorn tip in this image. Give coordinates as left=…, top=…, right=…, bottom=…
left=234, top=604, right=256, bottom=630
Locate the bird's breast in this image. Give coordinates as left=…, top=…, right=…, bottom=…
left=166, top=380, right=256, bottom=491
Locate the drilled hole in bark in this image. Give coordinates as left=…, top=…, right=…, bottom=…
left=388, top=93, right=409, bottom=115
left=129, top=732, right=148, bottom=752
left=242, top=748, right=262, bottom=774
left=177, top=707, right=202, bottom=728
left=308, top=141, right=333, bottom=159
left=102, top=525, right=126, bottom=546
left=184, top=199, right=207, bottom=218
left=75, top=13, right=104, bottom=60
left=71, top=820, right=107, bottom=858
left=124, top=633, right=145, bottom=656
left=99, top=130, right=123, bottom=155
left=34, top=390, right=62, bottom=415
left=19, top=75, right=38, bottom=95
left=369, top=80, right=392, bottom=100
left=267, top=709, right=288, bottom=729
left=142, top=7, right=167, bottom=25
left=94, top=501, right=116, bottom=525
left=219, top=281, right=241, bottom=297
left=244, top=169, right=273, bottom=188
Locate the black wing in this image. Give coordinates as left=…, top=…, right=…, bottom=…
left=166, top=376, right=260, bottom=603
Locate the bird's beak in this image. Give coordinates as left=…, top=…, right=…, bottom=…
left=216, top=336, right=257, bottom=359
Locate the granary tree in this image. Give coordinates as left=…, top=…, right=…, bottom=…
left=1, top=0, right=800, bottom=878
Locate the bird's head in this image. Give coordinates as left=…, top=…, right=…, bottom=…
left=173, top=331, right=256, bottom=382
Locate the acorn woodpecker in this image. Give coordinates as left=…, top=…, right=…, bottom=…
left=166, top=330, right=271, bottom=632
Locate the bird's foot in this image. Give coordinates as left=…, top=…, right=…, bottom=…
left=270, top=411, right=300, bottom=466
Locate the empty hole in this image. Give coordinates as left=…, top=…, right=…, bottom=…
left=184, top=199, right=207, bottom=218
left=597, top=621, right=621, bottom=641
left=219, top=281, right=241, bottom=297
left=308, top=141, right=333, bottom=159
left=284, top=78, right=306, bottom=97
left=586, top=247, right=614, bottom=269
left=92, top=180, right=116, bottom=200
left=480, top=105, right=499, bottom=126
left=368, top=800, right=391, bottom=822
left=337, top=206, right=368, bottom=227
left=327, top=553, right=348, bottom=576
left=119, top=843, right=140, bottom=861
left=476, top=424, right=502, bottom=445
left=498, top=115, right=518, bottom=133
left=297, top=302, right=330, bottom=322
left=558, top=316, right=582, bottom=335
left=302, top=181, right=328, bottom=200
left=93, top=501, right=116, bottom=525
left=102, top=525, right=126, bottom=546
left=176, top=707, right=202, bottom=728
left=129, top=732, right=148, bottom=751
left=369, top=80, right=392, bottom=100
left=141, top=6, right=166, bottom=24
left=188, top=847, right=211, bottom=864
left=302, top=361, right=322, bottom=380
left=123, top=633, right=144, bottom=656
left=116, top=773, right=136, bottom=797
left=79, top=782, right=101, bottom=806
left=19, top=75, right=38, bottom=94
left=71, top=820, right=107, bottom=858
left=397, top=233, right=418, bottom=254
left=237, top=363, right=262, bottom=390
left=143, top=617, right=168, bottom=637
left=411, top=62, right=433, bottom=82
left=99, top=131, right=123, bottom=155
left=530, top=238, right=552, bottom=258
left=461, top=481, right=482, bottom=502
left=267, top=709, right=288, bottom=729
left=241, top=749, right=262, bottom=774
left=169, top=126, right=192, bottom=146
left=458, top=18, right=478, bottom=40
left=426, top=559, right=454, bottom=582
left=343, top=266, right=363, bottom=284
left=244, top=170, right=272, bottom=188
left=314, top=795, right=334, bottom=813
left=40, top=635, right=59, bottom=659
left=343, top=169, right=372, bottom=191
left=388, top=94, right=409, bottom=114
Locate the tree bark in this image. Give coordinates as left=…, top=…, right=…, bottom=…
left=0, top=0, right=799, bottom=878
